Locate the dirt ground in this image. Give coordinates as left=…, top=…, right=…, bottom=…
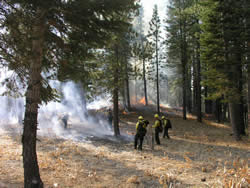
left=0, top=107, right=249, bottom=188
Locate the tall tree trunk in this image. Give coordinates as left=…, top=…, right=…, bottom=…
left=227, top=48, right=243, bottom=140
left=113, top=85, right=120, bottom=136
left=196, top=33, right=202, bottom=122
left=22, top=10, right=45, bottom=188
left=204, top=84, right=213, bottom=114
left=143, top=56, right=148, bottom=106
left=156, top=33, right=160, bottom=114
left=166, top=77, right=169, bottom=104
left=248, top=65, right=250, bottom=135
left=215, top=99, right=221, bottom=123
left=125, top=61, right=131, bottom=111
left=122, top=84, right=126, bottom=110
left=178, top=2, right=187, bottom=120
left=229, top=103, right=241, bottom=141
left=187, top=64, right=192, bottom=113
left=176, top=0, right=188, bottom=119
left=192, top=54, right=197, bottom=113
left=245, top=0, right=250, bottom=136
left=236, top=0, right=246, bottom=137
left=182, top=55, right=187, bottom=120
left=187, top=59, right=192, bottom=114
left=134, top=66, right=137, bottom=104
left=113, top=44, right=120, bottom=136
left=181, top=33, right=187, bottom=120
left=237, top=54, right=246, bottom=135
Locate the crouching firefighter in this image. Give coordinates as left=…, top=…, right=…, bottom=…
left=134, top=116, right=147, bottom=151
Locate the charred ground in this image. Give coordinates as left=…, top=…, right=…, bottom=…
left=0, top=106, right=249, bottom=188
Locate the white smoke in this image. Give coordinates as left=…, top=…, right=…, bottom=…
left=129, top=79, right=169, bottom=106
left=87, top=96, right=112, bottom=110
left=37, top=80, right=114, bottom=141
left=0, top=69, right=115, bottom=142
left=0, top=68, right=24, bottom=125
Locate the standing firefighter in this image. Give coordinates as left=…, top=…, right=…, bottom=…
left=134, top=116, right=147, bottom=151
left=62, top=113, right=69, bottom=129
left=162, top=115, right=172, bottom=139
left=107, top=109, right=113, bottom=129
left=153, top=114, right=162, bottom=145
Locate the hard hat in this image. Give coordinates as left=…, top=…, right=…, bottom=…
left=162, top=116, right=165, bottom=119
left=138, top=116, right=144, bottom=120
left=154, top=114, right=159, bottom=118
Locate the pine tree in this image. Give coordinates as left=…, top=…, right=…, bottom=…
left=200, top=0, right=247, bottom=140
left=164, top=0, right=194, bottom=120
left=0, top=0, right=138, bottom=186
left=244, top=0, right=250, bottom=135
left=187, top=0, right=203, bottom=122
left=133, top=6, right=150, bottom=106
left=148, top=4, right=161, bottom=113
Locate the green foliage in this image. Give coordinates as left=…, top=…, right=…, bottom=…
left=164, top=0, right=197, bottom=109
left=147, top=4, right=161, bottom=80
left=0, top=0, right=139, bottom=102
left=200, top=0, right=247, bottom=102
left=132, top=6, right=154, bottom=81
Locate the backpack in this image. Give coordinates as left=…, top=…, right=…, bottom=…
left=166, top=119, right=172, bottom=129
left=158, top=120, right=163, bottom=132
left=138, top=122, right=147, bottom=136
left=143, top=120, right=149, bottom=127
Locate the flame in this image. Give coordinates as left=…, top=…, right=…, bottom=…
left=123, top=111, right=128, bottom=115
left=160, top=103, right=171, bottom=108
left=160, top=104, right=164, bottom=108
left=139, top=97, right=146, bottom=105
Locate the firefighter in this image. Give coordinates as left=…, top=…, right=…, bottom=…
left=153, top=114, right=162, bottom=145
left=134, top=116, right=147, bottom=151
left=107, top=109, right=113, bottom=128
left=62, top=113, right=69, bottom=129
left=162, top=115, right=172, bottom=139
left=143, top=119, right=149, bottom=127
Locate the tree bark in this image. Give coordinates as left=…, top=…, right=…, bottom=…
left=192, top=54, right=197, bottom=113
left=113, top=44, right=120, bottom=136
left=156, top=32, right=160, bottom=114
left=214, top=99, right=222, bottom=123
left=125, top=61, right=131, bottom=111
left=143, top=56, right=148, bottom=106
left=245, top=0, right=250, bottom=136
left=230, top=24, right=245, bottom=135
left=248, top=66, right=250, bottom=135
left=181, top=32, right=187, bottom=120
left=236, top=52, right=246, bottom=135
left=134, top=66, right=138, bottom=104
left=196, top=32, right=202, bottom=122
left=229, top=103, right=241, bottom=141
left=178, top=1, right=187, bottom=120
left=187, top=65, right=192, bottom=113
left=22, top=9, right=45, bottom=188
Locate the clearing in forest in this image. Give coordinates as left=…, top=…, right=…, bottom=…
left=0, top=107, right=249, bottom=188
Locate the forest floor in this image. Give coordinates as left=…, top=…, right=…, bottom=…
left=0, top=106, right=249, bottom=188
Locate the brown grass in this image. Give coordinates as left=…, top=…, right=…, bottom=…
left=0, top=109, right=249, bottom=188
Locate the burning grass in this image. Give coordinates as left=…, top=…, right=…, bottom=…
left=0, top=109, right=249, bottom=188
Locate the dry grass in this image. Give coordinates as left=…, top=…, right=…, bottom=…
left=0, top=110, right=249, bottom=188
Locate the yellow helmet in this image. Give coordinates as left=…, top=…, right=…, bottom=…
left=162, top=116, right=165, bottom=119
left=138, top=116, right=144, bottom=120
left=154, top=114, right=159, bottom=118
